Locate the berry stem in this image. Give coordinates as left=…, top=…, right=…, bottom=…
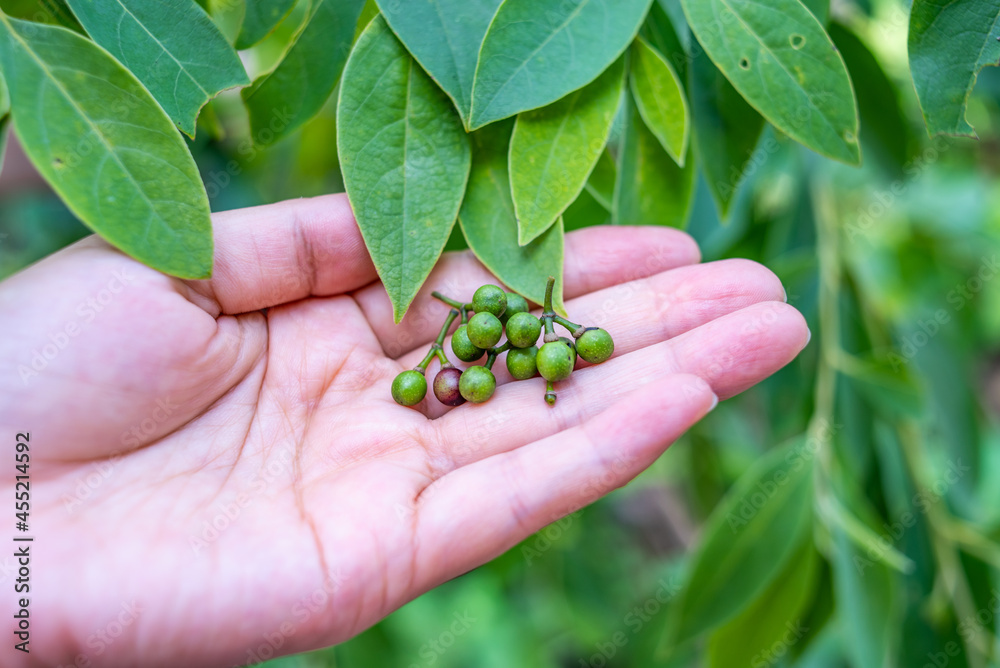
left=553, top=315, right=584, bottom=336
left=484, top=340, right=511, bottom=370
left=431, top=291, right=473, bottom=313
left=543, top=276, right=555, bottom=312
left=541, top=275, right=558, bottom=342
left=434, top=309, right=460, bottom=347
left=418, top=309, right=460, bottom=371
left=545, top=381, right=557, bottom=405
left=415, top=350, right=435, bottom=373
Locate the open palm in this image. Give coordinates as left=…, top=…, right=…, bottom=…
left=0, top=194, right=808, bottom=667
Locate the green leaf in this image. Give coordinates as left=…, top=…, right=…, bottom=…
left=629, top=37, right=688, bottom=165
left=65, top=0, right=249, bottom=137
left=0, top=15, right=213, bottom=278
left=459, top=120, right=565, bottom=312
left=801, top=0, right=829, bottom=24
left=563, top=186, right=610, bottom=232
left=469, top=0, right=652, bottom=130
left=337, top=16, right=471, bottom=323
left=236, top=0, right=296, bottom=49
left=644, top=1, right=688, bottom=84
left=245, top=0, right=364, bottom=147
left=0, top=73, right=8, bottom=180
left=908, top=0, right=1000, bottom=137
left=613, top=95, right=693, bottom=228
left=664, top=439, right=814, bottom=646
left=376, top=0, right=502, bottom=126
left=0, top=0, right=82, bottom=31
left=828, top=23, right=911, bottom=173
left=688, top=42, right=764, bottom=219
left=707, top=539, right=819, bottom=668
left=680, top=0, right=860, bottom=165
left=510, top=56, right=623, bottom=246
left=584, top=148, right=616, bottom=211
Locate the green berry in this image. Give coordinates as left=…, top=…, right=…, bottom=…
left=576, top=328, right=615, bottom=364
left=506, top=312, right=541, bottom=348
left=433, top=367, right=465, bottom=406
left=451, top=325, right=485, bottom=362
left=459, top=366, right=496, bottom=404
left=472, top=284, right=507, bottom=318
left=559, top=336, right=578, bottom=366
left=467, top=312, right=502, bottom=349
left=500, top=292, right=529, bottom=325
left=506, top=346, right=538, bottom=380
left=391, top=370, right=427, bottom=406
left=537, top=341, right=575, bottom=382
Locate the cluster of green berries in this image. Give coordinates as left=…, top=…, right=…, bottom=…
left=391, top=277, right=614, bottom=408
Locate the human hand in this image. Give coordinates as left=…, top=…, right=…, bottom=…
left=0, top=194, right=808, bottom=667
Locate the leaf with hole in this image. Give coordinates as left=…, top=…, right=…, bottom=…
left=65, top=0, right=249, bottom=137
left=337, top=16, right=471, bottom=322
left=614, top=95, right=694, bottom=228
left=908, top=0, right=1000, bottom=137
left=236, top=0, right=297, bottom=49
left=469, top=0, right=652, bottom=129
left=460, top=120, right=565, bottom=312
left=680, top=0, right=860, bottom=165
left=0, top=14, right=213, bottom=278
left=630, top=36, right=688, bottom=165
left=376, top=0, right=503, bottom=126
left=663, top=439, right=815, bottom=646
left=688, top=42, right=765, bottom=219
left=510, top=56, right=623, bottom=246
left=245, top=0, right=365, bottom=146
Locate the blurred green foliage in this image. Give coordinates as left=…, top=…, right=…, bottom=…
left=2, top=0, right=1000, bottom=666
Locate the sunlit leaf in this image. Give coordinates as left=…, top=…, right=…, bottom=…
left=337, top=16, right=470, bottom=322
left=236, top=0, right=296, bottom=49
left=65, top=0, right=249, bottom=137
left=630, top=37, right=688, bottom=165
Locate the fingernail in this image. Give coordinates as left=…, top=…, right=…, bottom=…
left=709, top=392, right=719, bottom=411
left=782, top=286, right=788, bottom=302
left=805, top=326, right=812, bottom=346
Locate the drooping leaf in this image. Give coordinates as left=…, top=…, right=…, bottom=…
left=510, top=56, right=624, bottom=246
left=829, top=23, right=911, bottom=173
left=688, top=42, right=765, bottom=219
left=0, top=15, right=213, bottom=278
left=644, top=1, right=688, bottom=85
left=629, top=36, right=688, bottom=165
left=245, top=0, right=364, bottom=147
left=459, top=120, right=565, bottom=312
left=376, top=0, right=502, bottom=126
left=801, top=0, right=829, bottom=24
left=663, top=439, right=815, bottom=647
left=908, top=0, right=1000, bottom=137
left=469, top=0, right=652, bottom=129
left=337, top=16, right=471, bottom=322
left=65, top=0, right=249, bottom=137
left=707, top=539, right=819, bottom=668
left=680, top=0, right=860, bottom=165
left=236, top=0, right=297, bottom=49
left=613, top=95, right=694, bottom=228
left=584, top=149, right=616, bottom=211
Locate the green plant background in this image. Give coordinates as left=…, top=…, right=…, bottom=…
left=2, top=0, right=1000, bottom=666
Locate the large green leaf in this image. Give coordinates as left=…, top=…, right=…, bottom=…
left=0, top=15, right=213, bottom=278
left=629, top=37, right=688, bottom=165
left=509, top=56, right=624, bottom=246
left=469, top=0, right=652, bottom=130
left=613, top=95, right=693, bottom=228
left=245, top=0, right=364, bottom=146
left=828, top=23, right=911, bottom=173
left=688, top=42, right=764, bottom=219
left=0, top=0, right=82, bottom=31
left=908, top=0, right=1000, bottom=137
left=459, top=120, right=565, bottom=312
left=236, top=0, right=296, bottom=49
left=65, top=0, right=249, bottom=137
left=376, top=0, right=502, bottom=126
left=337, top=16, right=471, bottom=322
left=645, top=0, right=688, bottom=81
left=680, top=0, right=860, bottom=165
left=706, top=539, right=819, bottom=668
left=663, top=439, right=815, bottom=647
left=584, top=148, right=616, bottom=211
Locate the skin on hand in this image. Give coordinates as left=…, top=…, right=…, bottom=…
left=0, top=194, right=808, bottom=667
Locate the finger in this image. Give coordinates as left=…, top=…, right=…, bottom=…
left=353, top=225, right=701, bottom=358
left=412, top=374, right=716, bottom=588
left=428, top=301, right=808, bottom=470
left=187, top=194, right=377, bottom=315
left=397, top=258, right=786, bottom=414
